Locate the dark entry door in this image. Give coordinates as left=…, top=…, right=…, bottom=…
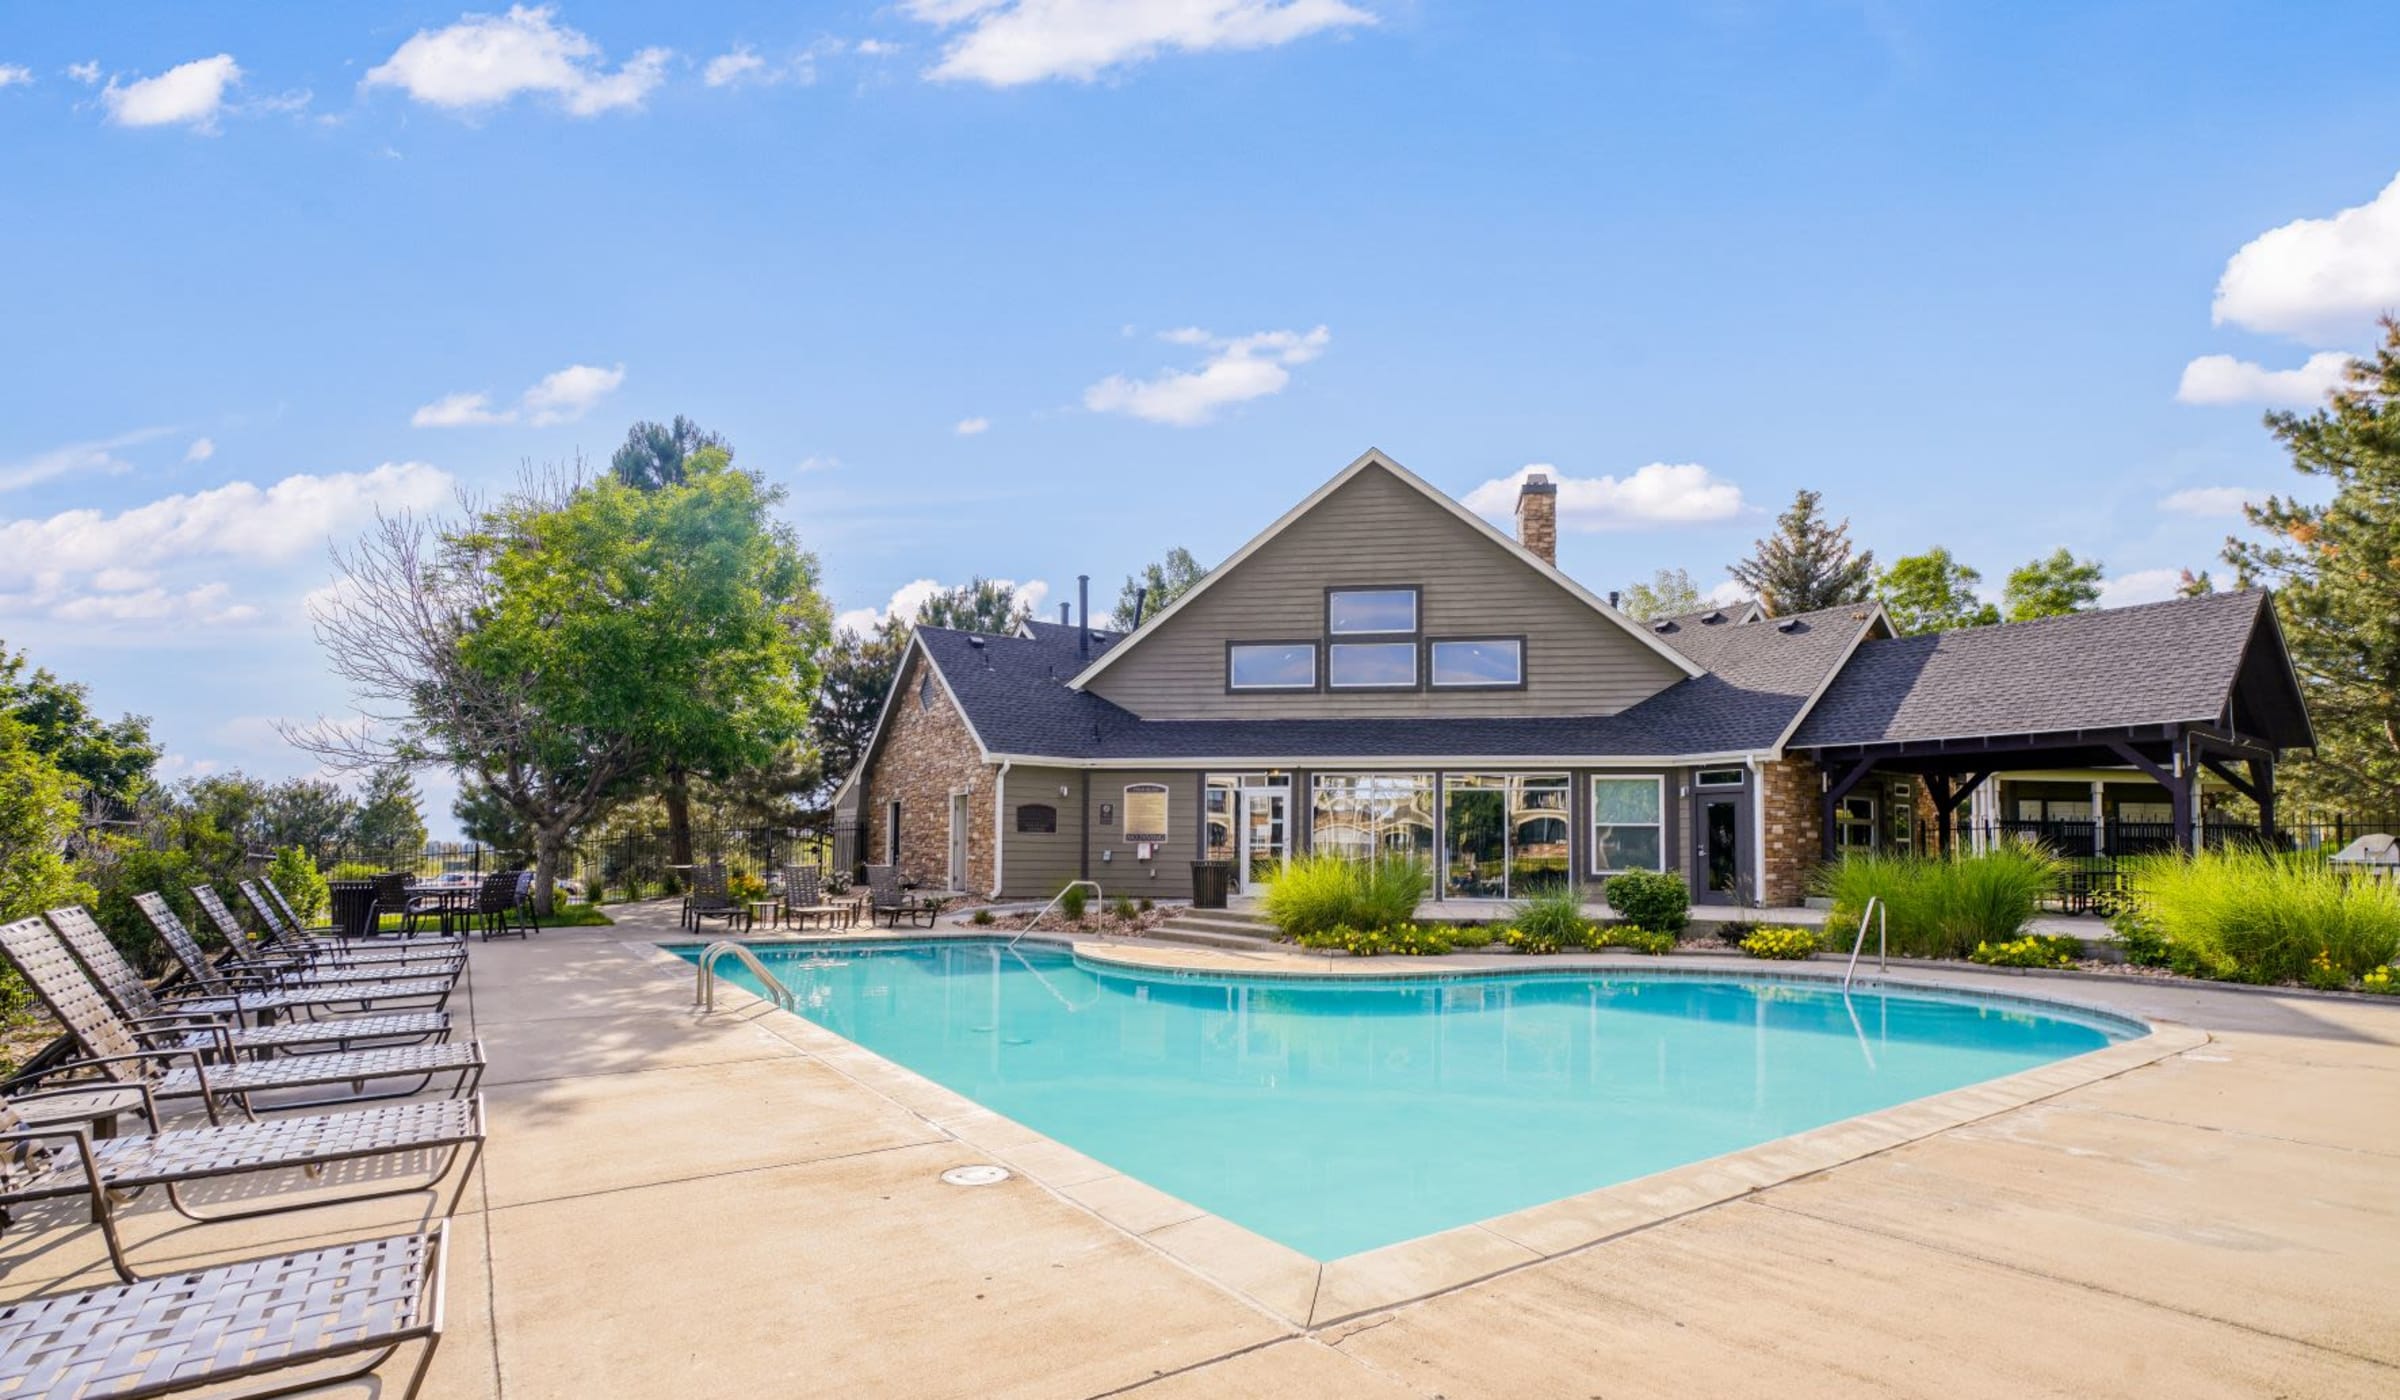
left=1698, top=796, right=1742, bottom=905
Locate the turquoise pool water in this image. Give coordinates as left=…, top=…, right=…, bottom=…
left=673, top=939, right=2129, bottom=1259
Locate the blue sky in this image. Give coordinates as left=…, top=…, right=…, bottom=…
left=4, top=2, right=2397, bottom=835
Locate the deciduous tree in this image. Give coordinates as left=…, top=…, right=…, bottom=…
left=916, top=577, right=1035, bottom=635
left=0, top=643, right=158, bottom=809
left=1110, top=547, right=1206, bottom=629
left=2002, top=548, right=2104, bottom=621
left=1618, top=568, right=1704, bottom=622
left=1877, top=548, right=1999, bottom=635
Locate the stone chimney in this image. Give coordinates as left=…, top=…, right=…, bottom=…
left=1515, top=472, right=1558, bottom=566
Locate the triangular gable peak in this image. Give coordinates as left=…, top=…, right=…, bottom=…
left=1071, top=449, right=1703, bottom=720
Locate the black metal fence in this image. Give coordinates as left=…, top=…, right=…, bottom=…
left=311, top=825, right=835, bottom=904
left=1936, top=814, right=2400, bottom=912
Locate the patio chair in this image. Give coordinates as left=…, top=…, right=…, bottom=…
left=0, top=917, right=485, bottom=1119
left=1, top=1092, right=484, bottom=1282
left=779, top=865, right=840, bottom=930
left=469, top=872, right=532, bottom=942
left=865, top=864, right=936, bottom=929
left=686, top=863, right=742, bottom=933
left=0, top=1224, right=451, bottom=1398
left=88, top=900, right=455, bottom=1051
left=245, top=881, right=465, bottom=966
left=193, top=886, right=459, bottom=995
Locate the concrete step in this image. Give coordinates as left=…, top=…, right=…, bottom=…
left=1159, top=912, right=1274, bottom=937
left=1142, top=924, right=1281, bottom=951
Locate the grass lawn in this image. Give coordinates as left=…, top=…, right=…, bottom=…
left=368, top=902, right=614, bottom=932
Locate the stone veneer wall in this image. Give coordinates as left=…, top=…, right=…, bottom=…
left=857, top=650, right=996, bottom=894
left=1757, top=755, right=1825, bottom=907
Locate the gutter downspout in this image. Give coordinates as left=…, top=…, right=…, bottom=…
left=991, top=761, right=1010, bottom=899
left=1747, top=754, right=1768, bottom=910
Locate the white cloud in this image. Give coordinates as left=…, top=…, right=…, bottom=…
left=93, top=567, right=158, bottom=592
left=364, top=6, right=670, bottom=117
left=856, top=39, right=901, bottom=56
left=2212, top=172, right=2400, bottom=345
left=835, top=576, right=1050, bottom=636
left=2099, top=568, right=2187, bottom=609
left=411, top=362, right=623, bottom=427
left=48, top=582, right=259, bottom=627
left=953, top=416, right=990, bottom=436
left=1702, top=579, right=1753, bottom=608
left=703, top=47, right=767, bottom=86
left=0, top=63, right=33, bottom=88
left=184, top=436, right=216, bottom=463
left=0, top=462, right=454, bottom=585
left=102, top=53, right=240, bottom=131
left=66, top=61, right=100, bottom=85
left=1461, top=462, right=1747, bottom=532
left=794, top=455, right=842, bottom=474
left=906, top=0, right=1374, bottom=87
left=2159, top=486, right=2258, bottom=518
left=0, top=427, right=173, bottom=493
left=2175, top=351, right=2352, bottom=406
left=1084, top=325, right=1329, bottom=426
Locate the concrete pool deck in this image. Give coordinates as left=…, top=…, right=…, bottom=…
left=5, top=899, right=2397, bottom=1397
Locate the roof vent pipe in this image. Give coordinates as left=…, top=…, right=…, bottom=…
left=1608, top=590, right=1620, bottom=610
left=1132, top=591, right=1147, bottom=630
left=1077, top=575, right=1090, bottom=658
left=1058, top=602, right=1070, bottom=625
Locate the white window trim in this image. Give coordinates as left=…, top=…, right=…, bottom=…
left=1326, top=640, right=1418, bottom=690
left=1427, top=638, right=1523, bottom=689
left=1228, top=643, right=1317, bottom=691
left=1327, top=587, right=1418, bottom=636
left=1588, top=774, right=1667, bottom=875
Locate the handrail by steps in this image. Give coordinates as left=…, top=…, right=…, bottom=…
left=1009, top=881, right=1102, bottom=948
left=1841, top=895, right=1887, bottom=993
left=695, top=940, right=800, bottom=1013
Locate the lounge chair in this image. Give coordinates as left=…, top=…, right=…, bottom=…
left=865, top=864, right=937, bottom=929
left=684, top=863, right=742, bottom=932
left=781, top=865, right=850, bottom=930
left=1, top=1092, right=484, bottom=1281
left=0, top=917, right=484, bottom=1119
left=0, top=1224, right=451, bottom=1398
left=197, top=886, right=459, bottom=986
left=82, top=900, right=454, bottom=1050
left=241, top=882, right=465, bottom=967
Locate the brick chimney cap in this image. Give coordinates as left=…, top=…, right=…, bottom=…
left=1518, top=473, right=1557, bottom=496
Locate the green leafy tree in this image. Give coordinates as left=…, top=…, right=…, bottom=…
left=0, top=642, right=159, bottom=808
left=2228, top=320, right=2400, bottom=807
left=178, top=773, right=271, bottom=851
left=808, top=619, right=909, bottom=805
left=264, top=846, right=330, bottom=923
left=2002, top=548, right=2104, bottom=621
left=257, top=778, right=358, bottom=864
left=1618, top=567, right=1705, bottom=622
left=1877, top=548, right=2000, bottom=635
left=0, top=715, right=93, bottom=1038
left=1110, top=547, right=1206, bottom=629
left=1728, top=489, right=1875, bottom=615
left=451, top=778, right=532, bottom=856
left=348, top=767, right=429, bottom=858
left=916, top=577, right=1034, bottom=635
left=611, top=415, right=729, bottom=492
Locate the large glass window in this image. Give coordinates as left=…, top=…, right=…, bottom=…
left=1510, top=775, right=1572, bottom=893
left=1228, top=642, right=1315, bottom=690
left=1311, top=774, right=1435, bottom=867
left=1428, top=639, right=1523, bottom=688
left=1590, top=776, right=1664, bottom=873
left=1443, top=773, right=1571, bottom=898
left=1328, top=641, right=1416, bottom=689
left=1328, top=588, right=1418, bottom=635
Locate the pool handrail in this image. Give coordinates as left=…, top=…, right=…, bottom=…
left=1842, top=895, right=1887, bottom=993
left=696, top=940, right=799, bottom=1014
left=1009, top=881, right=1102, bottom=948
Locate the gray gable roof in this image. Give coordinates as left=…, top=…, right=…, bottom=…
left=1788, top=589, right=2304, bottom=750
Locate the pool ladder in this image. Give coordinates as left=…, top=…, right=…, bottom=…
left=1841, top=895, right=1887, bottom=993
left=1008, top=881, right=1102, bottom=949
left=695, top=940, right=800, bottom=1014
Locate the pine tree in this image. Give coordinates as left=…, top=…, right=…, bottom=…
left=2228, top=318, right=2400, bottom=807
left=1727, top=490, right=1874, bottom=615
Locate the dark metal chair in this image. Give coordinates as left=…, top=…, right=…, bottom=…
left=686, top=864, right=743, bottom=933
left=472, top=873, right=530, bottom=941
left=865, top=864, right=935, bottom=929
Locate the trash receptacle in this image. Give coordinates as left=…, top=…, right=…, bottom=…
left=1190, top=860, right=1232, bottom=909
left=327, top=880, right=380, bottom=940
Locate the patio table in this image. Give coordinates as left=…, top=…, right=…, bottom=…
left=405, top=884, right=477, bottom=936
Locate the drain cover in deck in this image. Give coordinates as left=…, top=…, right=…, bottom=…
left=941, top=1165, right=1011, bottom=1187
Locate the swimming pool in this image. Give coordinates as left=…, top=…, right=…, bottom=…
left=674, top=939, right=2132, bottom=1260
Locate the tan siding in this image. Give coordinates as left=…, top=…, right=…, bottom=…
left=1086, top=465, right=1685, bottom=719
left=1000, top=765, right=1087, bottom=899
left=1087, top=769, right=1201, bottom=899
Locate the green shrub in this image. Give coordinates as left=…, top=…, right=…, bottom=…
left=325, top=860, right=385, bottom=884
left=2111, top=916, right=2174, bottom=968
left=1055, top=881, right=1088, bottom=922
left=1505, top=927, right=1562, bottom=955
left=1601, top=926, right=1677, bottom=955
left=1816, top=844, right=2061, bottom=959
left=1138, top=897, right=1154, bottom=913
left=969, top=908, right=995, bottom=927
left=1510, top=887, right=1593, bottom=947
left=2363, top=967, right=2396, bottom=996
left=1968, top=934, right=2082, bottom=969
left=2121, top=848, right=2400, bottom=985
left=1260, top=852, right=1427, bottom=937
left=1297, top=923, right=1457, bottom=956
left=1110, top=894, right=1138, bottom=921
left=1603, top=869, right=1690, bottom=934
left=266, top=847, right=330, bottom=924
left=1742, top=926, right=1822, bottom=960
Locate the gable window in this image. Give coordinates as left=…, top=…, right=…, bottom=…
left=1124, top=783, right=1169, bottom=843
left=1328, top=588, right=1418, bottom=635
left=917, top=675, right=934, bottom=711
left=1590, top=776, right=1665, bottom=874
left=1428, top=638, right=1523, bottom=688
left=1328, top=641, right=1417, bottom=689
left=1014, top=804, right=1057, bottom=834
left=1228, top=642, right=1316, bottom=690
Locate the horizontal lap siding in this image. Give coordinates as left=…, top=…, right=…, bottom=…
left=1002, top=766, right=1086, bottom=899
left=1089, top=769, right=1200, bottom=899
left=1087, top=467, right=1686, bottom=719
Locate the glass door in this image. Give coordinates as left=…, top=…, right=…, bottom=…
left=1700, top=795, right=1741, bottom=904
left=1237, top=788, right=1287, bottom=893
left=1444, top=777, right=1507, bottom=899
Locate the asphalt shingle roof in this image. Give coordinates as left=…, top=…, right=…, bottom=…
left=1787, top=589, right=2277, bottom=749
